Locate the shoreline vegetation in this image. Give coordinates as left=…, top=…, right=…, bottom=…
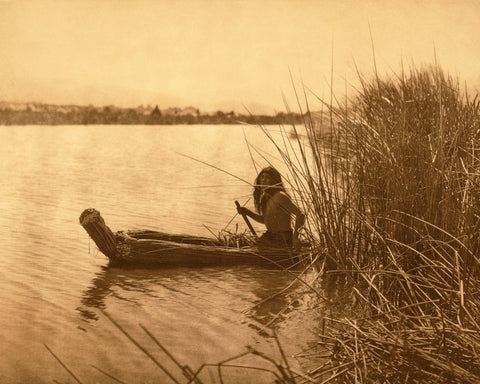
left=0, top=101, right=304, bottom=125
left=275, top=64, right=480, bottom=383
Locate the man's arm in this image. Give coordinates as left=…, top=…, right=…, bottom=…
left=277, top=192, right=305, bottom=245
left=237, top=206, right=264, bottom=223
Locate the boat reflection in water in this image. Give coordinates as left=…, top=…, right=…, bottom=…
left=78, top=263, right=301, bottom=328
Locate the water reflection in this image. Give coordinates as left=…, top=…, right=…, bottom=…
left=1, top=124, right=324, bottom=381
left=79, top=264, right=300, bottom=327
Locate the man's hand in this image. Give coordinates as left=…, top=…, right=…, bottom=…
left=237, top=206, right=249, bottom=216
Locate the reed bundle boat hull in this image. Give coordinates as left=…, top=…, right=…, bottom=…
left=79, top=208, right=303, bottom=267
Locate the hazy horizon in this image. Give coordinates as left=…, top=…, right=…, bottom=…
left=1, top=0, right=480, bottom=114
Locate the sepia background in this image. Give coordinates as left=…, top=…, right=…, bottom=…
left=0, top=0, right=479, bottom=383
left=1, top=0, right=479, bottom=114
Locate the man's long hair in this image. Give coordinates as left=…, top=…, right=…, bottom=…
left=253, top=167, right=288, bottom=215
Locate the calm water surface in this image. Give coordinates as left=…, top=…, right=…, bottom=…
left=0, top=124, right=321, bottom=383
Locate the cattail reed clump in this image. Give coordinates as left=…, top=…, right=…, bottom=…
left=217, top=229, right=256, bottom=247
left=276, top=66, right=480, bottom=382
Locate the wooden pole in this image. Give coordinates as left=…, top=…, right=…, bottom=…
left=79, top=208, right=117, bottom=258
left=235, top=201, right=257, bottom=237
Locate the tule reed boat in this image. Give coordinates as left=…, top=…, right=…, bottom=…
left=79, top=208, right=305, bottom=268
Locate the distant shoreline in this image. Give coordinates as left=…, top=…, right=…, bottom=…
left=0, top=102, right=303, bottom=126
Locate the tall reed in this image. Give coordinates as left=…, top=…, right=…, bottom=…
left=272, top=65, right=480, bottom=382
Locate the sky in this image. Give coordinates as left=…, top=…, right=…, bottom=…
left=1, top=0, right=479, bottom=114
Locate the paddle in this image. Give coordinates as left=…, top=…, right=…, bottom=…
left=235, top=200, right=257, bottom=237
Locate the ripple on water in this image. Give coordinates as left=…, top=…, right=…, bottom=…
left=0, top=125, right=321, bottom=383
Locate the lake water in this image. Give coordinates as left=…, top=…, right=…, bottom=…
left=0, top=124, right=323, bottom=383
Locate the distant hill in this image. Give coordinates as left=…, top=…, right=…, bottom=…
left=0, top=101, right=304, bottom=125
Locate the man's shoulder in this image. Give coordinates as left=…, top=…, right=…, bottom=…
left=272, top=190, right=291, bottom=203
